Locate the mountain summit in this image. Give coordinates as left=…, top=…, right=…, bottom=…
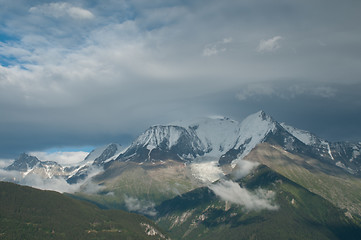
left=6, top=153, right=40, bottom=172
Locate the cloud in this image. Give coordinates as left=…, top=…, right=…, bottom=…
left=209, top=180, right=278, bottom=211
left=257, top=36, right=283, bottom=53
left=20, top=173, right=82, bottom=193
left=0, top=169, right=22, bottom=182
left=236, top=82, right=337, bottom=101
left=0, top=159, right=14, bottom=168
left=0, top=0, right=361, bottom=157
left=236, top=84, right=276, bottom=101
left=232, top=160, right=259, bottom=180
left=0, top=164, right=104, bottom=194
left=29, top=151, right=89, bottom=166
left=203, top=37, right=233, bottom=56
left=29, top=2, right=94, bottom=20
left=124, top=195, right=157, bottom=216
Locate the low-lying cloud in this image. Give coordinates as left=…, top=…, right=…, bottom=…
left=0, top=164, right=104, bottom=194
left=232, top=159, right=259, bottom=180
left=124, top=195, right=157, bottom=216
left=0, top=159, right=14, bottom=168
left=209, top=180, right=278, bottom=211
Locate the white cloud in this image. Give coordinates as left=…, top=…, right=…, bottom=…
left=20, top=173, right=82, bottom=193
left=124, top=195, right=157, bottom=216
left=29, top=151, right=89, bottom=166
left=0, top=159, right=14, bottom=169
left=29, top=2, right=94, bottom=20
left=257, top=36, right=283, bottom=53
left=236, top=84, right=276, bottom=101
left=209, top=180, right=278, bottom=211
left=0, top=0, right=360, bottom=156
left=232, top=160, right=259, bottom=180
left=203, top=37, right=233, bottom=56
left=67, top=6, right=94, bottom=19
left=237, top=83, right=337, bottom=101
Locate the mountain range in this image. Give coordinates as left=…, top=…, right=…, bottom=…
left=2, top=110, right=361, bottom=239
left=4, top=111, right=360, bottom=181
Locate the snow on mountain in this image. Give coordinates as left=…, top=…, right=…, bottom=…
left=135, top=125, right=189, bottom=151
left=280, top=123, right=361, bottom=176
left=5, top=153, right=72, bottom=179
left=81, top=143, right=122, bottom=165
left=66, top=143, right=123, bottom=184
left=233, top=111, right=277, bottom=159
left=4, top=110, right=361, bottom=188
left=190, top=158, right=224, bottom=183
left=117, top=125, right=205, bottom=162
left=185, top=116, right=241, bottom=157
left=2, top=144, right=124, bottom=185
left=118, top=111, right=281, bottom=166
left=6, top=153, right=40, bottom=172
left=280, top=123, right=325, bottom=146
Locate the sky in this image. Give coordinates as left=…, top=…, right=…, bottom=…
left=1, top=0, right=361, bottom=160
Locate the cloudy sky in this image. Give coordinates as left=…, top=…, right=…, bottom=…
left=1, top=0, right=361, bottom=159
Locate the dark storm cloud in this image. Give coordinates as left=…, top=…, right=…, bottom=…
left=0, top=0, right=361, bottom=158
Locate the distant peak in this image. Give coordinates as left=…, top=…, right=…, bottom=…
left=18, top=152, right=39, bottom=161
left=256, top=110, right=267, bottom=119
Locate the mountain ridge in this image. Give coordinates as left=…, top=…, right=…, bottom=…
left=2, top=110, right=361, bottom=190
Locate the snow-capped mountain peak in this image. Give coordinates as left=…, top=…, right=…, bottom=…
left=117, top=125, right=205, bottom=162
left=135, top=125, right=189, bottom=151
left=231, top=111, right=278, bottom=158
left=5, top=153, right=40, bottom=172
left=81, top=143, right=122, bottom=166
left=185, top=116, right=241, bottom=156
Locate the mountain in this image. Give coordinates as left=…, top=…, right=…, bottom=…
left=5, top=111, right=360, bottom=185
left=5, top=153, right=40, bottom=172
left=281, top=123, right=361, bottom=175
left=2, top=144, right=123, bottom=185
left=244, top=142, right=361, bottom=217
left=155, top=165, right=361, bottom=240
left=115, top=125, right=205, bottom=162
left=67, top=143, right=122, bottom=184
left=83, top=143, right=123, bottom=166
left=5, top=153, right=72, bottom=180
left=111, top=110, right=361, bottom=177
left=174, top=116, right=241, bottom=157
left=0, top=181, right=167, bottom=240
left=70, top=111, right=361, bottom=213
left=2, top=111, right=361, bottom=239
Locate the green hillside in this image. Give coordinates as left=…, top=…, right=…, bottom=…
left=244, top=143, right=361, bottom=216
left=155, top=165, right=361, bottom=240
left=0, top=181, right=167, bottom=240
left=73, top=160, right=201, bottom=210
